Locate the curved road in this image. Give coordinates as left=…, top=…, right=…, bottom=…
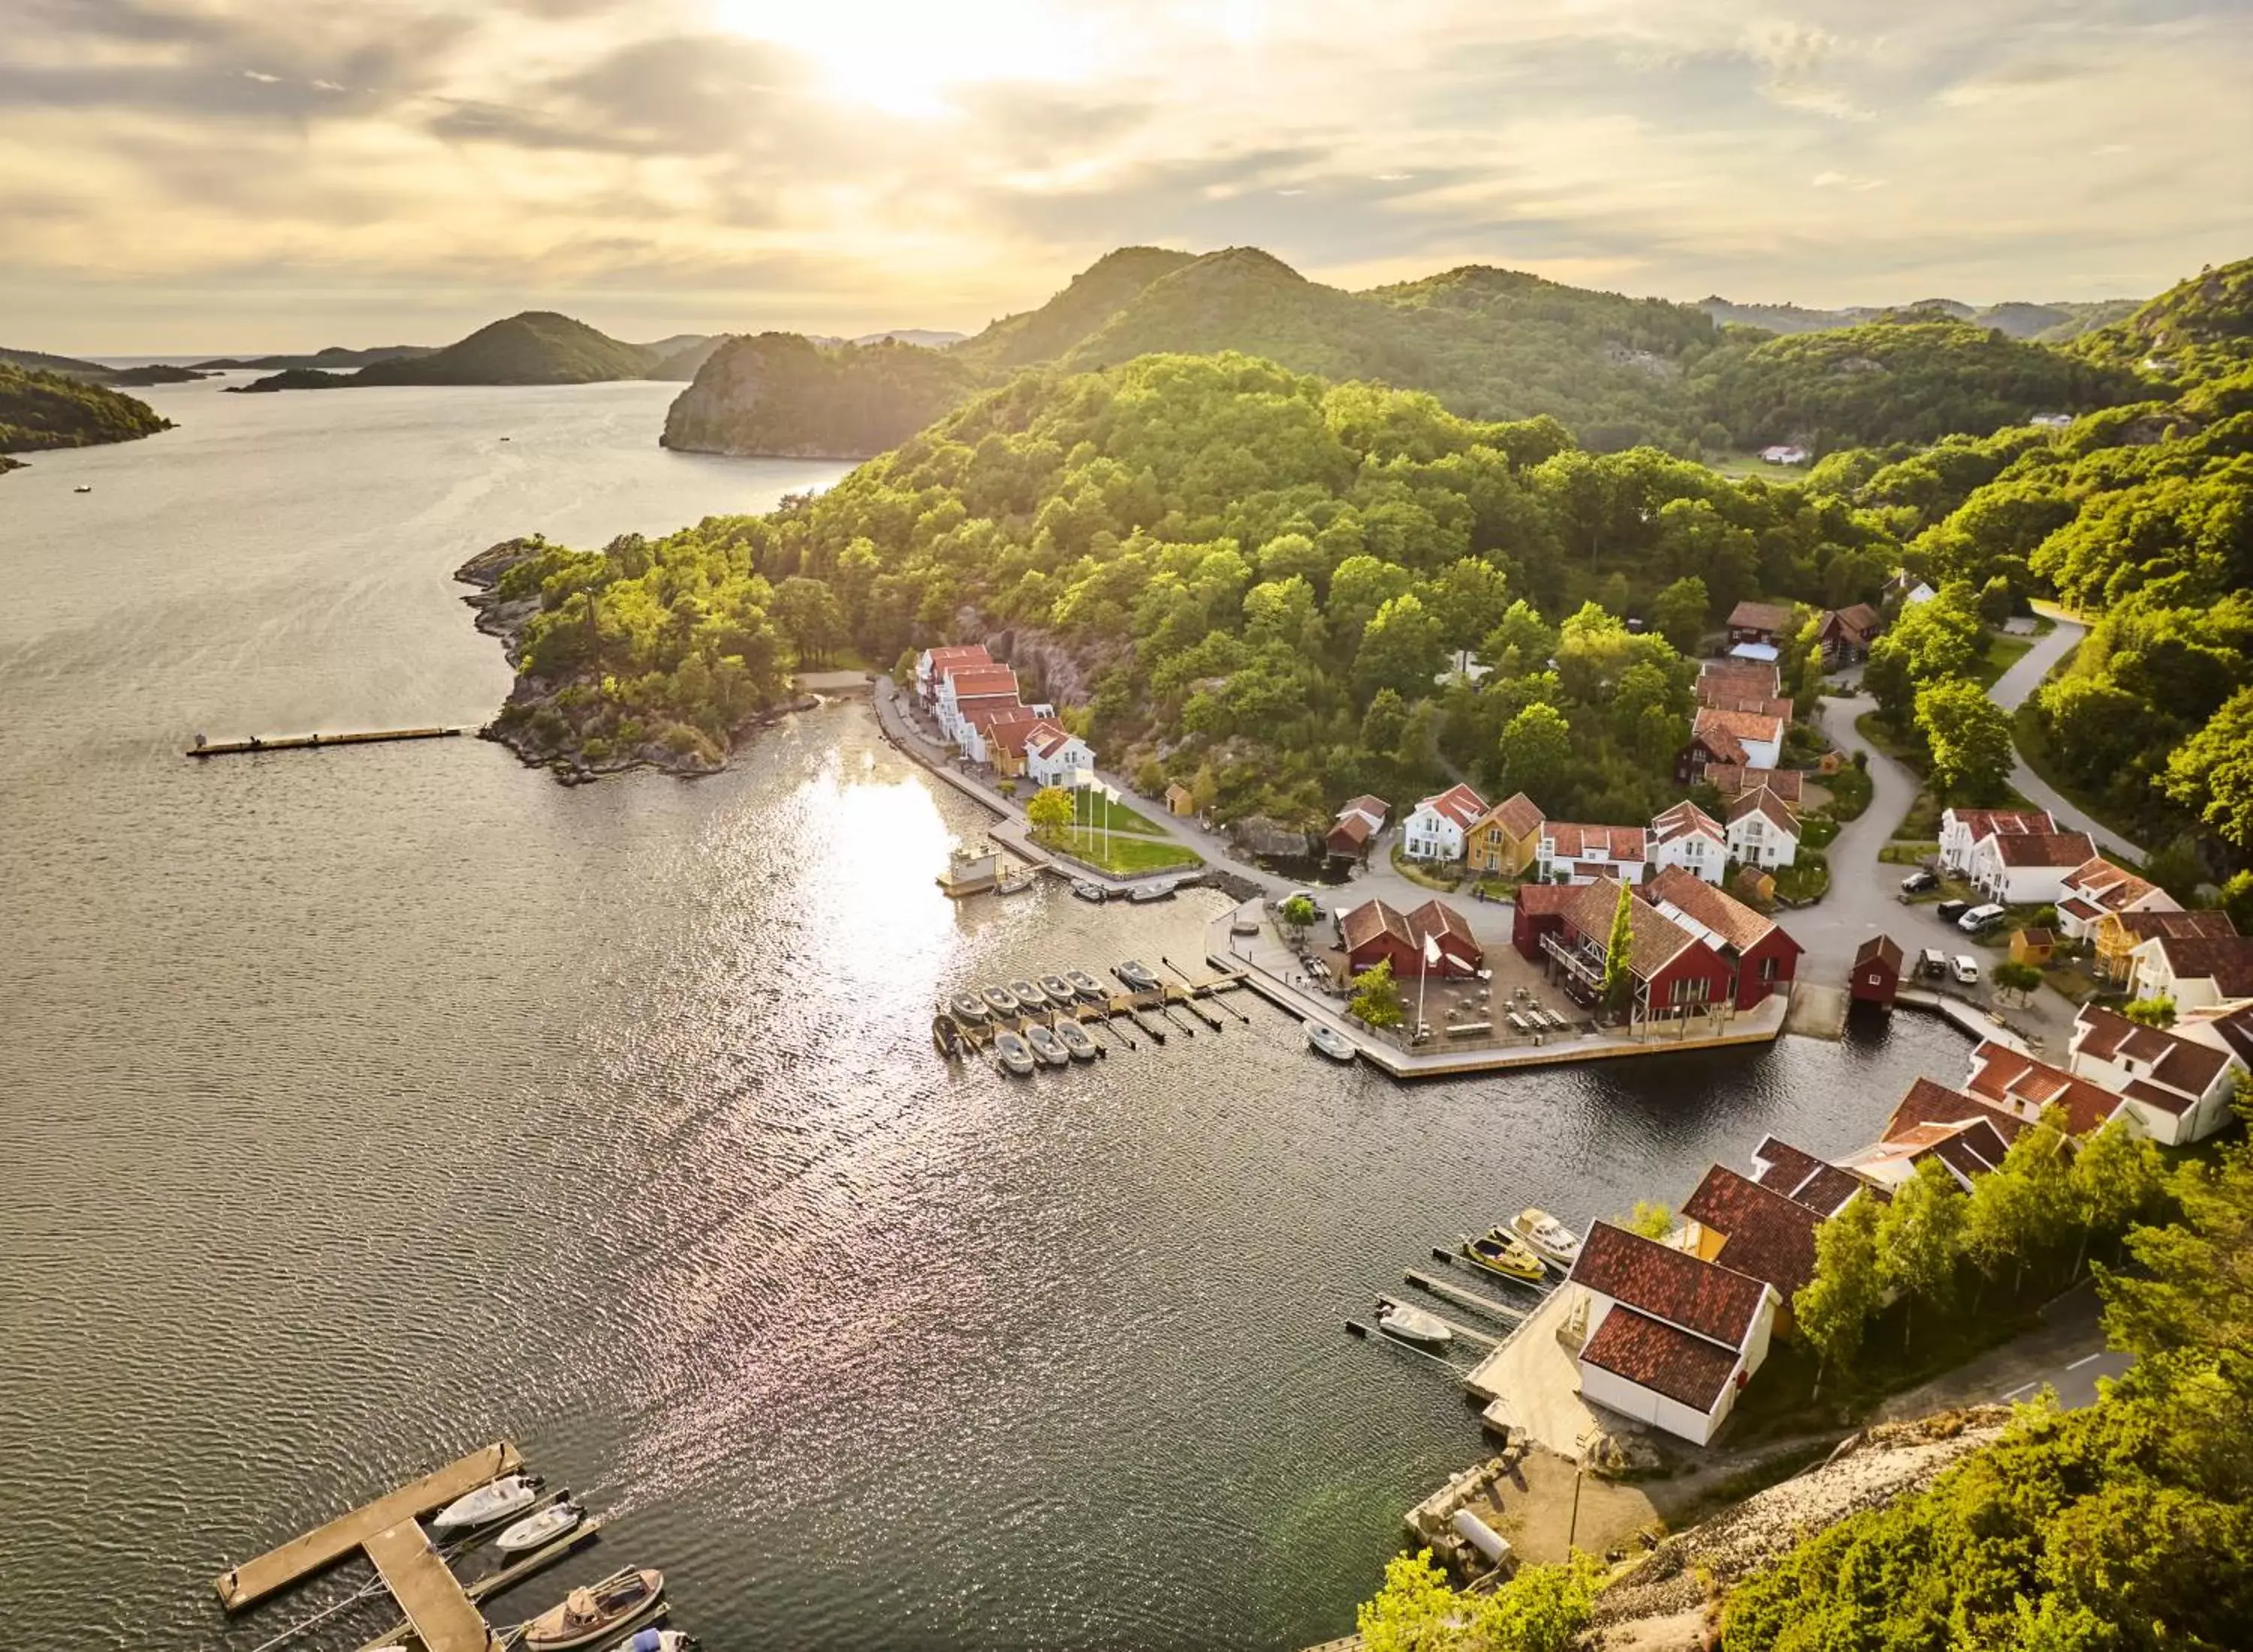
left=1984, top=618, right=2147, bottom=863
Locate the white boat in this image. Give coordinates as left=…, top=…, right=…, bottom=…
left=608, top=1633, right=694, bottom=1652
left=1377, top=1301, right=1452, bottom=1346
left=431, top=1474, right=538, bottom=1530
left=1115, top=960, right=1160, bottom=992
left=496, top=1500, right=582, bottom=1554
left=1128, top=881, right=1175, bottom=904
left=1039, top=972, right=1075, bottom=1003
left=949, top=993, right=988, bottom=1024
left=1070, top=880, right=1107, bottom=903
left=1054, top=1020, right=1099, bottom=1061
left=1007, top=976, right=1048, bottom=1007
left=1024, top=1023, right=1071, bottom=1067
left=1306, top=1022, right=1356, bottom=1063
left=992, top=1031, right=1036, bottom=1076
left=981, top=984, right=1021, bottom=1016
left=1065, top=969, right=1105, bottom=999
left=1512, top=1208, right=1582, bottom=1268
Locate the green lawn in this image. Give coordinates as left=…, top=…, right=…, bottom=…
left=1048, top=826, right=1200, bottom=876
left=1061, top=791, right=1168, bottom=837
left=1389, top=841, right=1463, bottom=891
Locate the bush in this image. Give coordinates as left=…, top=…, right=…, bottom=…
left=1822, top=763, right=1874, bottom=821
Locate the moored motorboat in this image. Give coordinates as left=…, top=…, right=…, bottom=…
left=950, top=993, right=988, bottom=1023
left=1054, top=1019, right=1099, bottom=1061
left=1128, top=880, right=1174, bottom=903
left=523, top=1568, right=665, bottom=1650
left=1071, top=879, right=1107, bottom=903
left=1306, top=1022, right=1357, bottom=1063
left=1065, top=969, right=1105, bottom=999
left=1040, top=972, right=1075, bottom=1003
left=1007, top=976, right=1047, bottom=1007
left=1377, top=1301, right=1452, bottom=1346
left=992, top=1031, right=1036, bottom=1075
left=496, top=1500, right=583, bottom=1554
left=1461, top=1231, right=1548, bottom=1284
left=1511, top=1208, right=1582, bottom=1269
left=431, top=1473, right=538, bottom=1530
left=1114, top=959, right=1160, bottom=992
left=1024, top=1023, right=1071, bottom=1067
left=982, top=984, right=1021, bottom=1016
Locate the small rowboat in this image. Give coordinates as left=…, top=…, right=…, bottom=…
left=1115, top=960, right=1160, bottom=992
left=1512, top=1208, right=1583, bottom=1269
left=1461, top=1231, right=1548, bottom=1284
left=982, top=984, right=1021, bottom=1016
left=1377, top=1301, right=1452, bottom=1346
left=523, top=1568, right=665, bottom=1650
left=496, top=1500, right=582, bottom=1554
left=1040, top=972, right=1075, bottom=1003
left=1065, top=969, right=1105, bottom=999
left=992, top=1031, right=1036, bottom=1076
left=1007, top=976, right=1047, bottom=1007
left=1306, top=1022, right=1356, bottom=1063
left=1054, top=1020, right=1099, bottom=1061
left=1070, top=880, right=1107, bottom=903
left=1128, top=881, right=1175, bottom=904
left=432, top=1474, right=538, bottom=1530
left=949, top=993, right=988, bottom=1024
left=1024, top=1023, right=1071, bottom=1067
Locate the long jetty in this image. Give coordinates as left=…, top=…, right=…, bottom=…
left=188, top=726, right=462, bottom=758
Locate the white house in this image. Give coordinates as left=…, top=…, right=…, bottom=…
left=2125, top=933, right=2253, bottom=1011
left=2068, top=1003, right=2246, bottom=1146
left=2054, top=857, right=2179, bottom=941
left=958, top=703, right=1042, bottom=767
left=1727, top=788, right=1801, bottom=870
left=1758, top=444, right=1811, bottom=466
left=2031, top=413, right=2074, bottom=430
left=1567, top=1221, right=1778, bottom=1446
left=934, top=662, right=1021, bottom=742
left=1938, top=807, right=2057, bottom=877
left=915, top=643, right=993, bottom=703
left=1538, top=821, right=1650, bottom=885
left=1649, top=802, right=1727, bottom=884
left=1023, top=722, right=1096, bottom=788
left=1401, top=783, right=1488, bottom=862
left=1967, top=827, right=2098, bottom=906
left=1687, top=707, right=1784, bottom=774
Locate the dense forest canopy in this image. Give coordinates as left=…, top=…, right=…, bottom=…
left=661, top=333, right=984, bottom=459
left=0, top=363, right=170, bottom=456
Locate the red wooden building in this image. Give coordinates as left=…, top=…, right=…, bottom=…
left=1341, top=897, right=1484, bottom=978
left=1540, top=876, right=1738, bottom=1018
left=1642, top=867, right=1803, bottom=1010
left=1850, top=934, right=1903, bottom=1008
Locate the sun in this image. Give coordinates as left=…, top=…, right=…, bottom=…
left=712, top=0, right=1096, bottom=116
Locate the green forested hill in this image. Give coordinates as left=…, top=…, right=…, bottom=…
left=237, top=312, right=659, bottom=390
left=0, top=363, right=172, bottom=458
left=956, top=246, right=1198, bottom=369
left=659, top=332, right=982, bottom=458
left=2075, top=256, right=2253, bottom=385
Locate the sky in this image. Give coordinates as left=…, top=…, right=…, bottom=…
left=5, top=0, right=2249, bottom=353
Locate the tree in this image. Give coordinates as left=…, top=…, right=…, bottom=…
left=1360, top=688, right=1409, bottom=757
left=1600, top=879, right=1636, bottom=1015
left=771, top=574, right=848, bottom=666
left=1625, top=1199, right=1672, bottom=1240
left=2123, top=995, right=2177, bottom=1029
left=1794, top=1194, right=1884, bottom=1385
left=1498, top=703, right=1573, bottom=803
left=2162, top=685, right=2253, bottom=852
left=1964, top=1108, right=2074, bottom=1296
left=1650, top=574, right=1709, bottom=655
left=1355, top=592, right=1445, bottom=704
left=1992, top=959, right=2043, bottom=1005
left=1916, top=677, right=2016, bottom=802
left=1877, top=1163, right=1965, bottom=1350
left=1279, top=894, right=1317, bottom=944
left=1358, top=1549, right=1601, bottom=1652
left=2102, top=1080, right=2253, bottom=1373
left=2068, top=1121, right=2162, bottom=1280
left=1349, top=958, right=1405, bottom=1028
left=1026, top=785, right=1074, bottom=841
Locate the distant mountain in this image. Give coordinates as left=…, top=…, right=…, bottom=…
left=852, top=328, right=966, bottom=348
left=661, top=333, right=982, bottom=459
left=193, top=344, right=433, bottom=371
left=2074, top=257, right=2253, bottom=385
left=236, top=313, right=659, bottom=390
left=0, top=347, right=210, bottom=387
left=649, top=336, right=727, bottom=382
left=0, top=363, right=173, bottom=464
left=1700, top=294, right=2142, bottom=342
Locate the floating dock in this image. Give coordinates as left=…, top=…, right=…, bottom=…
left=215, top=1441, right=521, bottom=1611
left=363, top=1521, right=499, bottom=1652
left=188, top=726, right=462, bottom=758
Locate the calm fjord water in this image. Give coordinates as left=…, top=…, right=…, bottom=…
left=0, top=379, right=1967, bottom=1649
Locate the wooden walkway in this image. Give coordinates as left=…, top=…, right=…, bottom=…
left=189, top=726, right=461, bottom=758
left=215, top=1441, right=521, bottom=1610
left=364, top=1520, right=500, bottom=1652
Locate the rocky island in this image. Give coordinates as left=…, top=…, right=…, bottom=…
left=237, top=312, right=714, bottom=392
left=0, top=361, right=172, bottom=471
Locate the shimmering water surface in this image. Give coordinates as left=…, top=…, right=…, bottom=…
left=0, top=380, right=1969, bottom=1650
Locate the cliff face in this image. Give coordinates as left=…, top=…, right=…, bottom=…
left=660, top=332, right=982, bottom=459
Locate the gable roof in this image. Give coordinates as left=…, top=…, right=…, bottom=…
left=1987, top=830, right=2098, bottom=870
left=1328, top=812, right=1376, bottom=848
left=1405, top=898, right=1479, bottom=951
left=2111, top=909, right=2238, bottom=945
left=1827, top=602, right=1881, bottom=636
left=1681, top=1164, right=1826, bottom=1298
left=1581, top=1307, right=1743, bottom=1412
left=966, top=701, right=1038, bottom=735
left=1855, top=934, right=1905, bottom=972
left=2074, top=1003, right=2233, bottom=1108
left=2185, top=1002, right=2253, bottom=1066
left=1339, top=899, right=1413, bottom=954
left=1728, top=787, right=1801, bottom=834
left=1703, top=764, right=1805, bottom=805
left=1336, top=794, right=1391, bottom=825
left=1414, top=782, right=1488, bottom=831
left=1514, top=882, right=1580, bottom=917
left=1727, top=599, right=1796, bottom=635
left=1480, top=791, right=1545, bottom=839
left=1965, top=1042, right=2126, bottom=1136
left=2143, top=934, right=2253, bottom=997
left=1884, top=1076, right=2028, bottom=1147
left=922, top=644, right=992, bottom=670
left=1024, top=720, right=1079, bottom=760
left=1947, top=807, right=2057, bottom=845
left=1645, top=866, right=1793, bottom=958
left=943, top=664, right=1020, bottom=698
left=1698, top=662, right=1782, bottom=704
left=1651, top=801, right=1725, bottom=846
left=1561, top=878, right=1700, bottom=980
left=2061, top=857, right=2164, bottom=915
left=1695, top=705, right=1786, bottom=754
left=1570, top=1221, right=1770, bottom=1346
left=1546, top=821, right=1649, bottom=861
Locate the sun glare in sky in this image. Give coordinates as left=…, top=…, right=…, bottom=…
left=713, top=0, right=1102, bottom=115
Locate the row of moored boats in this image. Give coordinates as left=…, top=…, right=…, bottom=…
left=943, top=960, right=1169, bottom=1075
left=1371, top=1209, right=1584, bottom=1349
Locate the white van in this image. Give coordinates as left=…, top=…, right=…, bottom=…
left=1959, top=903, right=2007, bottom=934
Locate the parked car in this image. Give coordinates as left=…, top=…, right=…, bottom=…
left=1899, top=868, right=1939, bottom=894
left=1959, top=903, right=2007, bottom=934
left=1279, top=890, right=1326, bottom=917
left=1950, top=955, right=1981, bottom=985
left=1935, top=898, right=1970, bottom=924
left=1918, top=947, right=1949, bottom=979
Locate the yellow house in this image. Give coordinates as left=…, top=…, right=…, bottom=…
left=1165, top=782, right=1197, bottom=817
left=1464, top=791, right=1544, bottom=876
left=2010, top=927, right=2055, bottom=966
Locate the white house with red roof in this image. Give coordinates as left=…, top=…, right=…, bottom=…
left=2053, top=858, right=2179, bottom=942
left=1726, top=788, right=1801, bottom=870
left=1937, top=806, right=2056, bottom=878
left=2068, top=1003, right=2247, bottom=1146
left=1537, top=821, right=1650, bottom=885
left=1963, top=1041, right=2128, bottom=1137
left=1022, top=722, right=1096, bottom=788
left=1968, top=827, right=2099, bottom=906
left=1565, top=1222, right=1778, bottom=1446
left=1649, top=802, right=1727, bottom=884
left=915, top=644, right=993, bottom=703
left=1401, top=783, right=1488, bottom=862
left=1678, top=706, right=1785, bottom=782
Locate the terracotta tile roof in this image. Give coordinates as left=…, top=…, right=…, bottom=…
left=922, top=644, right=992, bottom=670
left=2061, top=857, right=2163, bottom=915
left=1698, top=662, right=1782, bottom=704
left=1990, top=831, right=2098, bottom=870
left=1562, top=878, right=1699, bottom=980
left=1700, top=693, right=1796, bottom=722
left=1406, top=899, right=1480, bottom=951
left=1546, top=821, right=1649, bottom=861
left=1931, top=1128, right=2010, bottom=1180
left=2113, top=910, right=2238, bottom=945
left=1949, top=808, right=2058, bottom=845
left=1751, top=1137, right=1825, bottom=1195
left=1727, top=599, right=1796, bottom=635
left=1884, top=1076, right=2028, bottom=1147
left=1696, top=706, right=1785, bottom=753
left=2075, top=1004, right=2232, bottom=1101
left=1416, top=782, right=1489, bottom=831
left=1337, top=794, right=1391, bottom=824
left=1485, top=791, right=1545, bottom=838
left=1569, top=1221, right=1770, bottom=1346
left=943, top=665, right=1020, bottom=697
left=1645, top=866, right=1787, bottom=957
left=1794, top=1163, right=1875, bottom=1215
left=1581, top=1307, right=1742, bottom=1411
left=1514, top=882, right=1579, bottom=916
left=1855, top=934, right=1904, bottom=972
left=2061, top=897, right=2102, bottom=921
left=1728, top=788, right=1800, bottom=835
left=1651, top=802, right=1724, bottom=846
left=1339, top=899, right=1413, bottom=954
left=966, top=701, right=1036, bottom=734
left=2147, top=935, right=2253, bottom=997
left=1965, top=1042, right=2125, bottom=1136
left=1703, top=764, right=1805, bottom=805
left=1681, top=1165, right=1825, bottom=1298
left=1328, top=812, right=1376, bottom=848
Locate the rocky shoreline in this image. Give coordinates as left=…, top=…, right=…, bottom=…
left=454, top=536, right=813, bottom=785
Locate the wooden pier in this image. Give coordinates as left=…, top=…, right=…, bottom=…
left=215, top=1441, right=520, bottom=1611
left=363, top=1521, right=500, bottom=1652
left=930, top=964, right=1270, bottom=1066
left=1404, top=1268, right=1528, bottom=1325
left=188, top=726, right=462, bottom=758
left=351, top=1515, right=606, bottom=1651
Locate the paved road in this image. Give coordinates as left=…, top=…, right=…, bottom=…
left=1876, top=1281, right=2133, bottom=1419
left=1984, top=619, right=2148, bottom=862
